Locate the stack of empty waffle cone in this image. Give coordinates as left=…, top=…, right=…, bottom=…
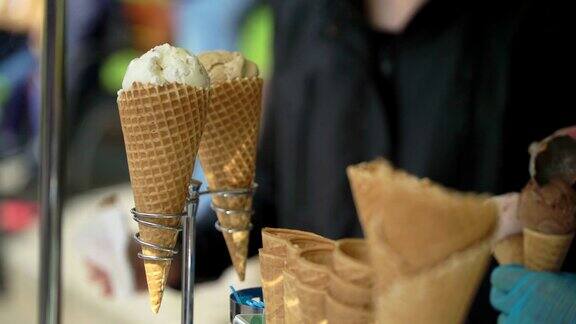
left=347, top=158, right=497, bottom=323
left=198, top=51, right=263, bottom=280
left=326, top=239, right=374, bottom=324
left=292, top=246, right=334, bottom=323
left=118, top=82, right=209, bottom=313
left=259, top=228, right=333, bottom=324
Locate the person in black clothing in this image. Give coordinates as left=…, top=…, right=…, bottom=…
left=191, top=0, right=575, bottom=322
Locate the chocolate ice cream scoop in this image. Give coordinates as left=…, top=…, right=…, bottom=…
left=518, top=178, right=576, bottom=235
left=529, top=127, right=576, bottom=186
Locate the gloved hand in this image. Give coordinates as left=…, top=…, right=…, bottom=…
left=491, top=265, right=576, bottom=324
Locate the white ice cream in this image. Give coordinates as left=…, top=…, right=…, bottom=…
left=121, top=44, right=210, bottom=91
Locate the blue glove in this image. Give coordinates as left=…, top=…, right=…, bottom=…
left=490, top=265, right=576, bottom=324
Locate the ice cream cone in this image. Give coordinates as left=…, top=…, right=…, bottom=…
left=374, top=241, right=492, bottom=324
left=523, top=228, right=574, bottom=271
left=283, top=270, right=301, bottom=324
left=332, top=239, right=372, bottom=287
left=118, top=83, right=208, bottom=313
left=262, top=227, right=327, bottom=256
left=259, top=228, right=332, bottom=324
left=327, top=271, right=372, bottom=309
left=347, top=158, right=497, bottom=274
left=296, top=282, right=328, bottom=324
left=326, top=294, right=373, bottom=324
left=198, top=77, right=263, bottom=280
left=493, top=234, right=524, bottom=265
left=293, top=247, right=333, bottom=323
left=259, top=249, right=285, bottom=324
left=329, top=239, right=373, bottom=310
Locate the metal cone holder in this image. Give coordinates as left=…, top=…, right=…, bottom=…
left=131, top=179, right=257, bottom=324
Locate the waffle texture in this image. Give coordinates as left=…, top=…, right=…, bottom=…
left=199, top=77, right=263, bottom=280
left=347, top=158, right=496, bottom=275
left=347, top=158, right=496, bottom=322
left=524, top=228, right=574, bottom=271
left=118, top=83, right=208, bottom=313
left=327, top=239, right=373, bottom=316
left=259, top=249, right=285, bottom=324
left=293, top=247, right=333, bottom=323
left=493, top=234, right=524, bottom=265
left=259, top=228, right=332, bottom=324
left=373, top=241, right=492, bottom=323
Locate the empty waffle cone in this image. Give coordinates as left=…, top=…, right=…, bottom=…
left=493, top=234, right=524, bottom=265
left=523, top=228, right=574, bottom=271
left=328, top=271, right=372, bottom=309
left=117, top=83, right=208, bottom=313
left=293, top=247, right=334, bottom=323
left=332, top=239, right=372, bottom=287
left=198, top=77, right=263, bottom=280
left=375, top=241, right=492, bottom=324
left=329, top=239, right=373, bottom=310
left=259, top=249, right=285, bottom=324
left=286, top=237, right=334, bottom=272
left=326, top=294, right=374, bottom=324
left=283, top=270, right=301, bottom=324
left=262, top=227, right=327, bottom=256
left=260, top=228, right=331, bottom=324
left=347, top=158, right=497, bottom=275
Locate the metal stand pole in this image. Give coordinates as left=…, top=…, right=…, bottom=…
left=39, top=0, right=66, bottom=323
left=182, top=180, right=201, bottom=324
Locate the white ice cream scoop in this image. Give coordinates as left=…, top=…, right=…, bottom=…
left=121, top=43, right=210, bottom=91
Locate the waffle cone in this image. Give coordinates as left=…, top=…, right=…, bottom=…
left=347, top=158, right=497, bottom=274
left=118, top=83, right=208, bottom=313
left=262, top=227, right=327, bottom=256
left=297, top=282, right=328, bottom=324
left=326, top=294, right=373, bottom=324
left=493, top=234, right=524, bottom=265
left=329, top=239, right=373, bottom=310
left=293, top=247, right=334, bottom=286
left=293, top=247, right=333, bottom=323
left=286, top=238, right=334, bottom=272
left=332, top=239, right=372, bottom=287
left=523, top=228, right=574, bottom=271
left=259, top=249, right=285, bottom=324
left=283, top=270, right=301, bottom=324
left=328, top=271, right=372, bottom=309
left=259, top=228, right=332, bottom=323
left=198, top=77, right=263, bottom=280
left=374, top=241, right=492, bottom=324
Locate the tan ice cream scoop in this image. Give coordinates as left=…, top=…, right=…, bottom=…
left=199, top=51, right=259, bottom=82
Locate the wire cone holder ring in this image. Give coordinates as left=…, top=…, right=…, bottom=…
left=207, top=183, right=258, bottom=234
left=130, top=179, right=257, bottom=323
left=131, top=208, right=185, bottom=262
left=131, top=182, right=258, bottom=262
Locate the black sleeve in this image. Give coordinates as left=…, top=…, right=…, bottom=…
left=502, top=1, right=576, bottom=273
left=500, top=0, right=576, bottom=193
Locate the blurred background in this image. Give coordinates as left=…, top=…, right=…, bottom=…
left=0, top=0, right=272, bottom=322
